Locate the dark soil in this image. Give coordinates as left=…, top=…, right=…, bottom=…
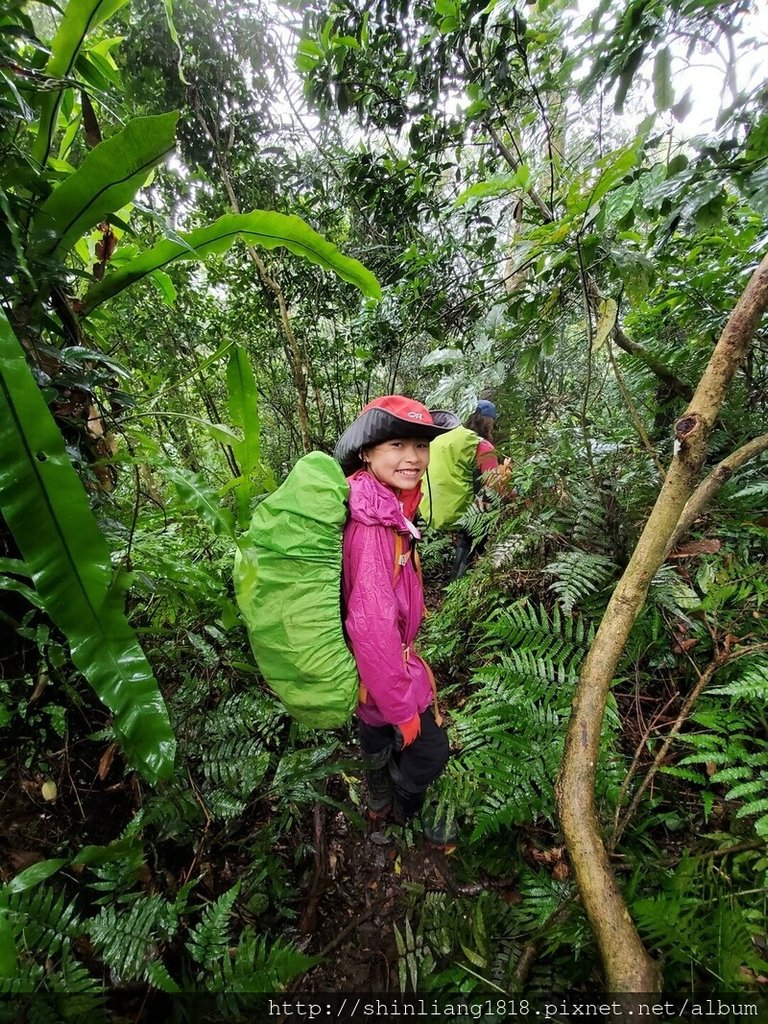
left=293, top=807, right=459, bottom=992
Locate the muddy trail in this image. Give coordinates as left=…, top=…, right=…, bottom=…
left=291, top=802, right=461, bottom=991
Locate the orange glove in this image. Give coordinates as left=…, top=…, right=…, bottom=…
left=395, top=713, right=421, bottom=749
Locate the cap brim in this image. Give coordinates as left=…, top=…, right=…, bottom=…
left=334, top=407, right=451, bottom=477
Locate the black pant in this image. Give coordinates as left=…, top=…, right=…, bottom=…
left=358, top=708, right=449, bottom=799
left=451, top=530, right=473, bottom=580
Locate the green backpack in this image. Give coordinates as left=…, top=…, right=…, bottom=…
left=419, top=426, right=482, bottom=530
left=233, top=452, right=358, bottom=729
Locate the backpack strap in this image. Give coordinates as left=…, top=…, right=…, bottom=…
left=393, top=531, right=412, bottom=585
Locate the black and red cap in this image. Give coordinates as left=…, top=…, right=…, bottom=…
left=334, top=395, right=451, bottom=476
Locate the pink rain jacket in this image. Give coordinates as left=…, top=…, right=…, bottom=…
left=342, top=471, right=435, bottom=728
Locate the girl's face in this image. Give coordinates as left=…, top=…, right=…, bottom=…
left=363, top=437, right=430, bottom=490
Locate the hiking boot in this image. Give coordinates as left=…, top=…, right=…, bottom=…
left=364, top=765, right=393, bottom=820
left=420, top=806, right=459, bottom=851
left=392, top=787, right=425, bottom=826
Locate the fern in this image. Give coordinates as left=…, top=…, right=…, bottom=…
left=545, top=551, right=617, bottom=614
left=88, top=894, right=179, bottom=985
left=0, top=883, right=101, bottom=999
left=487, top=530, right=537, bottom=568
left=219, top=930, right=316, bottom=992
left=709, top=653, right=768, bottom=702
left=7, top=885, right=80, bottom=959
left=455, top=498, right=501, bottom=548
left=269, top=742, right=344, bottom=803
left=129, top=782, right=204, bottom=841
left=570, top=491, right=611, bottom=553
left=398, top=882, right=577, bottom=995
left=677, top=701, right=768, bottom=839
left=632, top=856, right=768, bottom=987
left=480, top=599, right=594, bottom=663
left=201, top=736, right=271, bottom=818
left=204, top=690, right=286, bottom=750
left=187, top=883, right=240, bottom=969
left=647, top=563, right=700, bottom=616
left=439, top=601, right=613, bottom=837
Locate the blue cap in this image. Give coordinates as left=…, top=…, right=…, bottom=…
left=476, top=400, right=497, bottom=419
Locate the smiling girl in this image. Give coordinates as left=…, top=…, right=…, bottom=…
left=334, top=396, right=456, bottom=846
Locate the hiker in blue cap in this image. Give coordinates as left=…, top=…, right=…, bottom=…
left=475, top=399, right=497, bottom=421
left=422, top=400, right=512, bottom=580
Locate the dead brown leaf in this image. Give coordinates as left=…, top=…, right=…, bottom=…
left=669, top=539, right=722, bottom=557
left=98, top=742, right=117, bottom=781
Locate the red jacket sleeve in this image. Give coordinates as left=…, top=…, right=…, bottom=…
left=343, top=521, right=418, bottom=726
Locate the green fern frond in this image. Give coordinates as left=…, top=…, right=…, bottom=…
left=88, top=894, right=179, bottom=984
left=201, top=737, right=271, bottom=809
left=648, top=563, right=700, bottom=616
left=8, top=885, right=80, bottom=958
left=269, top=743, right=341, bottom=802
left=145, top=958, right=181, bottom=994
left=0, top=961, right=44, bottom=994
left=187, top=883, right=240, bottom=968
left=123, top=779, right=203, bottom=843
left=545, top=551, right=617, bottom=614
left=658, top=765, right=707, bottom=784
left=47, top=956, right=102, bottom=994
left=632, top=856, right=768, bottom=986
left=222, top=930, right=317, bottom=992
left=204, top=690, right=286, bottom=749
left=677, top=704, right=768, bottom=840
left=439, top=599, right=617, bottom=836
left=455, top=499, right=501, bottom=547
left=709, top=654, right=768, bottom=702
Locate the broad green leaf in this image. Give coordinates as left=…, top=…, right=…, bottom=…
left=455, top=167, right=530, bottom=207
left=71, top=837, right=142, bottom=867
left=31, top=0, right=131, bottom=168
left=592, top=297, right=618, bottom=352
left=204, top=421, right=242, bottom=445
left=614, top=44, right=644, bottom=113
left=653, top=47, right=673, bottom=111
left=83, top=209, right=382, bottom=312
left=568, top=143, right=639, bottom=215
left=0, top=312, right=175, bottom=782
left=4, top=858, right=67, bottom=895
left=0, top=557, right=29, bottom=576
left=131, top=411, right=241, bottom=445
left=420, top=347, right=464, bottom=368
left=165, top=466, right=235, bottom=539
left=227, top=345, right=261, bottom=528
left=30, top=113, right=178, bottom=262
left=746, top=113, right=768, bottom=161
left=0, top=575, right=44, bottom=609
left=0, top=186, right=32, bottom=285
left=149, top=268, right=177, bottom=305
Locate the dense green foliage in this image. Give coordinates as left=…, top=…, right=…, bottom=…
left=1, top=0, right=767, bottom=1007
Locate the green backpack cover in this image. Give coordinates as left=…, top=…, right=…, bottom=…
left=419, top=426, right=481, bottom=530
left=233, top=451, right=359, bottom=729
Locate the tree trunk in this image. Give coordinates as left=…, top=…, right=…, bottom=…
left=555, top=252, right=768, bottom=992
left=666, top=431, right=768, bottom=553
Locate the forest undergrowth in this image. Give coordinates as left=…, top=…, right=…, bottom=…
left=3, top=421, right=767, bottom=1015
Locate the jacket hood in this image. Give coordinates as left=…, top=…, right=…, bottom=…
left=347, top=471, right=421, bottom=538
